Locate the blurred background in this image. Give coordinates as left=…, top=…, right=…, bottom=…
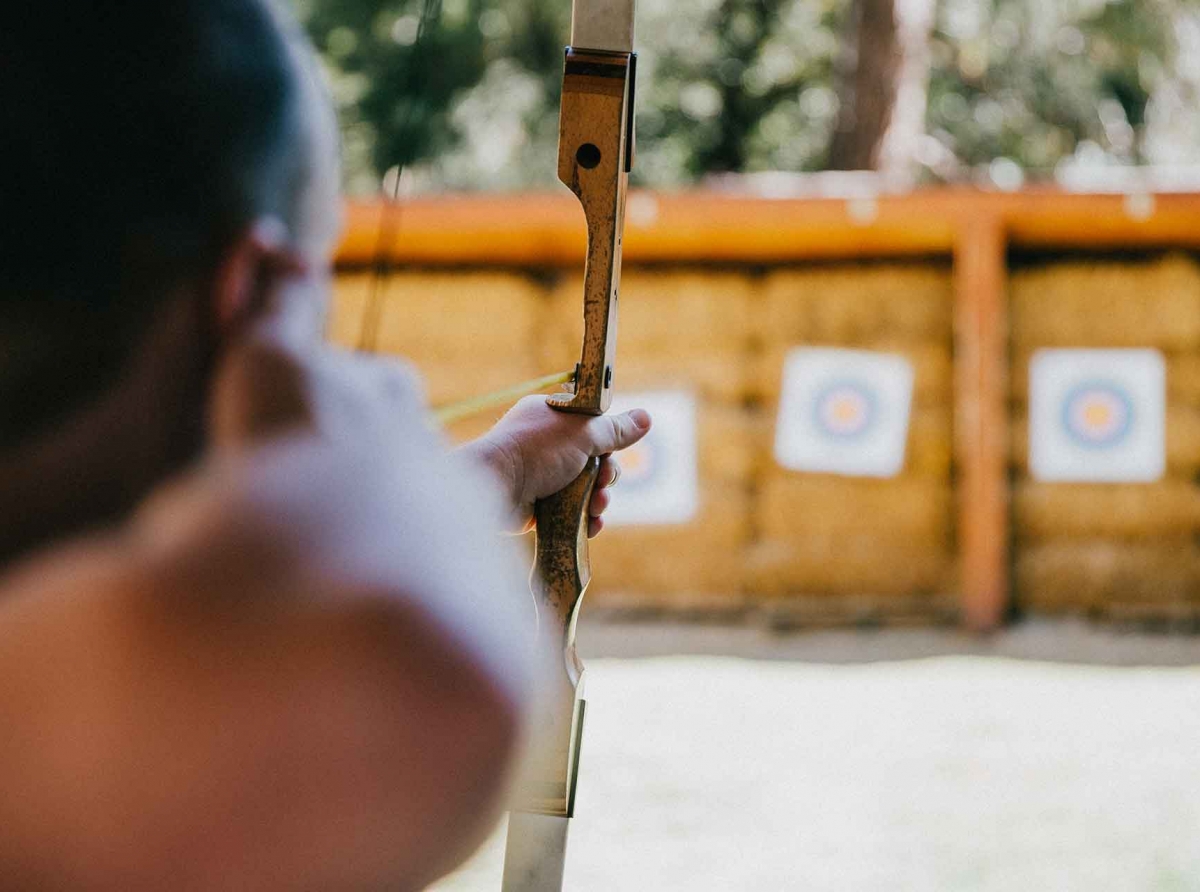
left=298, top=0, right=1200, bottom=887
left=294, top=0, right=1200, bottom=193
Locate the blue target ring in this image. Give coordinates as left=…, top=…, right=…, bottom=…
left=812, top=380, right=878, bottom=441
left=1061, top=381, right=1135, bottom=450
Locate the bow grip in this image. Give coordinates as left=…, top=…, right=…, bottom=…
left=517, top=456, right=601, bottom=818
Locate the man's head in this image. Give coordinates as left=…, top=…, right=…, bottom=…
left=0, top=0, right=339, bottom=453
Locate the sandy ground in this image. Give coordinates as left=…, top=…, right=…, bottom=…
left=432, top=621, right=1200, bottom=892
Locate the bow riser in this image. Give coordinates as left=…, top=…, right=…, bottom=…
left=549, top=48, right=635, bottom=416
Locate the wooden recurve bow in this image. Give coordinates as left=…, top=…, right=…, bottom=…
left=500, top=0, right=637, bottom=888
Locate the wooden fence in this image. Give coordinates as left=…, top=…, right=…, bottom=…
left=330, top=188, right=1200, bottom=630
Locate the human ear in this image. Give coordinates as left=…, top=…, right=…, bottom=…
left=211, top=216, right=310, bottom=337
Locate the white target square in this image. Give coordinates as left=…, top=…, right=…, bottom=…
left=1029, top=349, right=1165, bottom=483
left=774, top=348, right=915, bottom=478
left=604, top=391, right=699, bottom=527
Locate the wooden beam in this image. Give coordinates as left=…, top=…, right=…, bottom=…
left=336, top=188, right=1200, bottom=268
left=953, top=214, right=1009, bottom=632
left=1001, top=191, right=1200, bottom=251
left=336, top=192, right=957, bottom=267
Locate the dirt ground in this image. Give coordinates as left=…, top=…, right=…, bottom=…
left=433, top=619, right=1200, bottom=892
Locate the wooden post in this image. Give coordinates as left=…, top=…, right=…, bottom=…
left=953, top=215, right=1009, bottom=632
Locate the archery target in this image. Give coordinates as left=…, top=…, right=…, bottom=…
left=603, top=391, right=699, bottom=527
left=1029, top=349, right=1165, bottom=483
left=813, top=381, right=877, bottom=440
left=774, top=348, right=914, bottom=478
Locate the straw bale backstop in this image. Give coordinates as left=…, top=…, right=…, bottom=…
left=329, top=189, right=1200, bottom=630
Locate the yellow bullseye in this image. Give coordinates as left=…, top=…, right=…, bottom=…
left=832, top=399, right=860, bottom=423
left=1082, top=402, right=1112, bottom=428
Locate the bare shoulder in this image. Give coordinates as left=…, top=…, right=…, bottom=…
left=0, top=436, right=533, bottom=888
left=0, top=534, right=157, bottom=884
left=0, top=533, right=137, bottom=677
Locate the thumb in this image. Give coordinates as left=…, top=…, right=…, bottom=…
left=583, top=409, right=652, bottom=457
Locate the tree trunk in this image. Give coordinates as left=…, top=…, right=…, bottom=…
left=828, top=0, right=902, bottom=171
left=828, top=0, right=935, bottom=178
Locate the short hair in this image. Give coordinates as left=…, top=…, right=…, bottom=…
left=0, top=0, right=314, bottom=447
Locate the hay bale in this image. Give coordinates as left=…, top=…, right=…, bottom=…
left=757, top=474, right=953, bottom=547
left=759, top=264, right=953, bottom=344
left=1010, top=254, right=1200, bottom=350
left=1008, top=348, right=1031, bottom=405
left=1170, top=353, right=1200, bottom=405
left=442, top=407, right=509, bottom=446
left=907, top=406, right=954, bottom=479
left=1010, top=405, right=1200, bottom=477
left=327, top=271, right=545, bottom=407
left=1017, top=540, right=1200, bottom=614
left=328, top=273, right=371, bottom=349
left=541, top=272, right=754, bottom=402
left=699, top=403, right=755, bottom=484
left=331, top=271, right=544, bottom=361
left=409, top=356, right=544, bottom=407
left=746, top=537, right=954, bottom=597
left=1013, top=481, right=1200, bottom=541
left=601, top=354, right=750, bottom=404
left=1103, top=601, right=1200, bottom=628
left=588, top=484, right=750, bottom=597
left=328, top=273, right=544, bottom=407
left=751, top=341, right=952, bottom=404
left=545, top=270, right=753, bottom=360
left=1167, top=404, right=1200, bottom=476
left=759, top=593, right=959, bottom=628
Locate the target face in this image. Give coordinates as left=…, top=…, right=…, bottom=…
left=813, top=381, right=877, bottom=440
left=603, top=391, right=699, bottom=527
left=1030, top=349, right=1165, bottom=483
left=775, top=348, right=914, bottom=478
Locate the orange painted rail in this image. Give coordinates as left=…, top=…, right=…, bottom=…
left=337, top=188, right=1200, bottom=268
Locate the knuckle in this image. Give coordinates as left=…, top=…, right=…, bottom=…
left=605, top=414, right=624, bottom=445
left=612, top=413, right=637, bottom=448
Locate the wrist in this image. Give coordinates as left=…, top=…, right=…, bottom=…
left=456, top=434, right=526, bottom=526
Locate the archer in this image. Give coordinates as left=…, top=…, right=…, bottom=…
left=0, top=0, right=650, bottom=886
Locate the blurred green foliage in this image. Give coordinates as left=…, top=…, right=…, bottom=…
left=925, top=0, right=1188, bottom=181
left=295, top=0, right=1200, bottom=192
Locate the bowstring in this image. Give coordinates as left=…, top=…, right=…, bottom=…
left=358, top=0, right=443, bottom=353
